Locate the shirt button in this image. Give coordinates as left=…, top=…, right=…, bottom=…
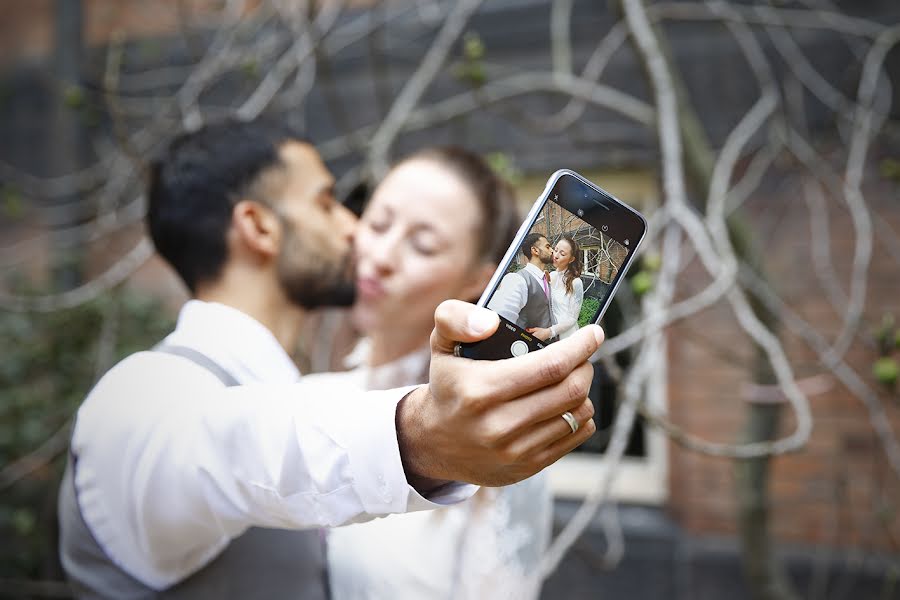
left=377, top=474, right=391, bottom=502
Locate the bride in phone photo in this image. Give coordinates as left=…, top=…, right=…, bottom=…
left=549, top=236, right=584, bottom=341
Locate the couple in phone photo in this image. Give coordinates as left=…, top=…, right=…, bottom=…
left=488, top=232, right=585, bottom=343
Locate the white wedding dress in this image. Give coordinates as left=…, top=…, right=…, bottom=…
left=305, top=341, right=552, bottom=600
left=550, top=270, right=584, bottom=340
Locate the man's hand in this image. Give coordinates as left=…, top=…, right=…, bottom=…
left=525, top=326, right=553, bottom=341
left=397, top=300, right=601, bottom=487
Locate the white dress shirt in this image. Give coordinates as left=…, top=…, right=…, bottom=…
left=549, top=270, right=584, bottom=340
left=70, top=300, right=475, bottom=590
left=487, top=263, right=550, bottom=325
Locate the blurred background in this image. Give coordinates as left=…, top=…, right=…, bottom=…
left=1, top=1, right=899, bottom=598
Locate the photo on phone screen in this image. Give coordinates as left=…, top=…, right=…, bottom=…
left=457, top=170, right=646, bottom=361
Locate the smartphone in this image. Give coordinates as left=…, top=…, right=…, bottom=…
left=456, top=169, right=647, bottom=360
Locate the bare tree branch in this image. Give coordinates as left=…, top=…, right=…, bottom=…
left=366, top=0, right=485, bottom=177
left=0, top=238, right=153, bottom=312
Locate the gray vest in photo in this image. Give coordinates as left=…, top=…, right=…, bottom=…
left=58, top=344, right=329, bottom=600
left=514, top=270, right=555, bottom=332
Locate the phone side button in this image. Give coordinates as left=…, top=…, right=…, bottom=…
left=510, top=340, right=529, bottom=357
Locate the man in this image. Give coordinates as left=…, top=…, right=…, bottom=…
left=488, top=232, right=558, bottom=341
left=58, top=120, right=602, bottom=598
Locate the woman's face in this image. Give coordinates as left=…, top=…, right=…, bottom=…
left=352, top=159, right=490, bottom=336
left=553, top=239, right=575, bottom=271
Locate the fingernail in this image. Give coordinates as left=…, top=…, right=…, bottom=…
left=592, top=325, right=605, bottom=345
left=468, top=308, right=495, bottom=334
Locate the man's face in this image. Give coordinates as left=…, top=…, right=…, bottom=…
left=266, top=141, right=357, bottom=309
left=534, top=236, right=553, bottom=265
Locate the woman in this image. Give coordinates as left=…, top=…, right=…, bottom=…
left=314, top=147, right=552, bottom=599
left=529, top=236, right=584, bottom=342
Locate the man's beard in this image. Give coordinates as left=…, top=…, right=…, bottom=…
left=277, top=254, right=356, bottom=309
left=276, top=226, right=357, bottom=309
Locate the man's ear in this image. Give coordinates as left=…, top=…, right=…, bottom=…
left=231, top=200, right=282, bottom=258
left=459, top=262, right=497, bottom=303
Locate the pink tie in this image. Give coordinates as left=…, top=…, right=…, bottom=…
left=542, top=271, right=550, bottom=298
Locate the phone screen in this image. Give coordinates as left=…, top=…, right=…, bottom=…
left=485, top=174, right=637, bottom=340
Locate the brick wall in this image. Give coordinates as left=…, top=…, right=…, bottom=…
left=0, top=0, right=380, bottom=65
left=667, top=165, right=900, bottom=552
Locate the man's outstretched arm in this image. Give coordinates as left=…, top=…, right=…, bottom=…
left=69, top=301, right=600, bottom=588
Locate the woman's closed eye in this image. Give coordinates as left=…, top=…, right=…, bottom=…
left=410, top=232, right=441, bottom=256
left=365, top=214, right=391, bottom=233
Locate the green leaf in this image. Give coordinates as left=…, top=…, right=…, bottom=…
left=11, top=508, right=35, bottom=536
left=873, top=357, right=899, bottom=387
left=642, top=252, right=661, bottom=272
left=63, top=84, right=86, bottom=110
left=631, top=270, right=653, bottom=297
left=880, top=158, right=900, bottom=182
left=2, top=185, right=24, bottom=219
left=463, top=32, right=485, bottom=61
left=485, top=152, right=522, bottom=185
left=241, top=60, right=260, bottom=80
left=875, top=314, right=896, bottom=355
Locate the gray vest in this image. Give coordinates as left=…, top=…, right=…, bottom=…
left=514, top=270, right=555, bottom=333
left=58, top=345, right=329, bottom=600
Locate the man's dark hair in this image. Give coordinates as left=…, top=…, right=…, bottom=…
left=520, top=233, right=546, bottom=260
left=146, top=119, right=301, bottom=293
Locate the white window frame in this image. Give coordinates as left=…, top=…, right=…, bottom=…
left=581, top=246, right=600, bottom=277
left=546, top=333, right=668, bottom=505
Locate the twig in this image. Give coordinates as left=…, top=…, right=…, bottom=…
left=804, top=179, right=848, bottom=312
left=828, top=25, right=900, bottom=363
left=624, top=0, right=812, bottom=457
left=0, top=238, right=153, bottom=312
left=366, top=0, right=486, bottom=177
left=740, top=266, right=900, bottom=480
left=319, top=71, right=654, bottom=162
left=651, top=2, right=885, bottom=39
left=550, top=0, right=575, bottom=76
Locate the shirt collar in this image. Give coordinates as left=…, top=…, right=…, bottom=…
left=523, top=262, right=547, bottom=282
left=162, top=300, right=301, bottom=385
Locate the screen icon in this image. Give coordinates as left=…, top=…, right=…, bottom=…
left=625, top=239, right=630, bottom=246
left=601, top=224, right=608, bottom=232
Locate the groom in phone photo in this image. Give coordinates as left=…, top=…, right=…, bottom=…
left=487, top=232, right=557, bottom=342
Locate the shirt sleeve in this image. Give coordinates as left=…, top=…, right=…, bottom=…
left=487, top=272, right=527, bottom=323
left=553, top=277, right=584, bottom=338
left=70, top=352, right=476, bottom=589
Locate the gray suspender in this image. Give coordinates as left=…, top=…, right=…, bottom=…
left=152, top=344, right=240, bottom=387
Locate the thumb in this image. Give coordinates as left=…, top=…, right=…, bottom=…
left=431, top=300, right=500, bottom=355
